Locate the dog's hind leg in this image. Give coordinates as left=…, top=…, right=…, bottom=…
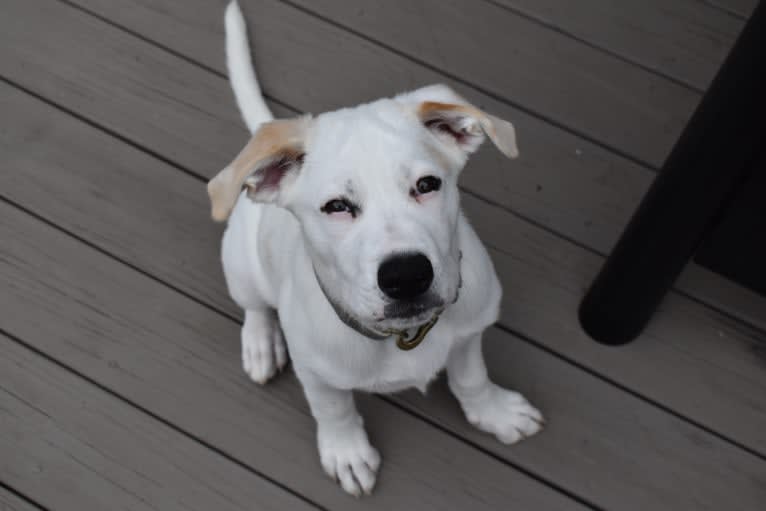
left=221, top=200, right=287, bottom=383
left=241, top=308, right=288, bottom=384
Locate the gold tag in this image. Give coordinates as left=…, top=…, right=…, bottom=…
left=394, top=315, right=440, bottom=351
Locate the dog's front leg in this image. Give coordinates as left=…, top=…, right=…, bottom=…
left=298, top=371, right=380, bottom=496
left=447, top=334, right=544, bottom=444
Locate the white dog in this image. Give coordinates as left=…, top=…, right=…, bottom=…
left=208, top=1, right=543, bottom=496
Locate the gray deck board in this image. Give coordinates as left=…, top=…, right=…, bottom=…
left=286, top=0, right=697, bottom=166
left=0, top=200, right=584, bottom=510
left=0, top=488, right=39, bottom=511
left=54, top=0, right=766, bottom=332
left=3, top=68, right=766, bottom=510
left=0, top=334, right=318, bottom=511
left=489, top=0, right=743, bottom=89
left=3, top=0, right=765, bottom=450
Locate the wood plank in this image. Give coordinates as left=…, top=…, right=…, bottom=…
left=285, top=0, right=697, bottom=165
left=489, top=0, right=743, bottom=89
left=0, top=199, right=584, bottom=510
left=0, top=333, right=318, bottom=511
left=6, top=0, right=762, bottom=334
left=2, top=1, right=765, bottom=452
left=705, top=0, right=758, bottom=18
left=677, top=264, right=766, bottom=330
left=3, top=74, right=766, bottom=510
left=0, top=488, right=39, bottom=511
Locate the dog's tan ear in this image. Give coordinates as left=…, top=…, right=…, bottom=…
left=417, top=101, right=518, bottom=159
left=207, top=116, right=312, bottom=221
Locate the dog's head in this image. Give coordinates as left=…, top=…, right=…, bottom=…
left=208, top=85, right=518, bottom=335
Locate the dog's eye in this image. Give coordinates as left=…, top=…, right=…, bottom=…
left=321, top=198, right=357, bottom=217
left=413, top=176, right=442, bottom=196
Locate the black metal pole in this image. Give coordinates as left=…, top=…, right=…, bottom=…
left=578, top=1, right=766, bottom=345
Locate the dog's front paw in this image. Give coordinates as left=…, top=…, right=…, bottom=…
left=241, top=311, right=288, bottom=384
left=460, top=384, right=544, bottom=445
left=317, top=418, right=381, bottom=497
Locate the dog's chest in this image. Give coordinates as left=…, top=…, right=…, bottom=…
left=324, top=328, right=456, bottom=394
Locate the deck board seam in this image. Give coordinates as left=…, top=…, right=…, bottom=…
left=479, top=0, right=706, bottom=93
left=0, top=481, right=48, bottom=511
left=55, top=0, right=300, bottom=118
left=491, top=323, right=766, bottom=462
left=378, top=393, right=606, bottom=511
left=0, top=189, right=242, bottom=325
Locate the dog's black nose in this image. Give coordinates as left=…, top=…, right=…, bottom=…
left=377, top=253, right=434, bottom=300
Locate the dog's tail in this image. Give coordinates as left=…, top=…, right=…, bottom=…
left=225, top=0, right=274, bottom=133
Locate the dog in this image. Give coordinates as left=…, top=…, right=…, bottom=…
left=208, top=1, right=543, bottom=496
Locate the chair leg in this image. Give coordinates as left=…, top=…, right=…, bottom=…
left=578, top=2, right=766, bottom=345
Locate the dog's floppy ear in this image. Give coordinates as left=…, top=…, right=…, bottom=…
left=207, top=116, right=312, bottom=221
left=417, top=101, right=518, bottom=159
left=398, top=84, right=518, bottom=159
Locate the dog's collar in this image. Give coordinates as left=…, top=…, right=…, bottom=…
left=313, top=268, right=440, bottom=350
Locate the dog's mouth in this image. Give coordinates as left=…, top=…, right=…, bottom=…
left=314, top=265, right=458, bottom=341
left=375, top=295, right=445, bottom=330
left=383, top=296, right=442, bottom=319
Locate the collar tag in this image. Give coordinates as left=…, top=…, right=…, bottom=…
left=390, top=314, right=440, bottom=351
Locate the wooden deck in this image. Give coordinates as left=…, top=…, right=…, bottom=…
left=1, top=0, right=765, bottom=509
